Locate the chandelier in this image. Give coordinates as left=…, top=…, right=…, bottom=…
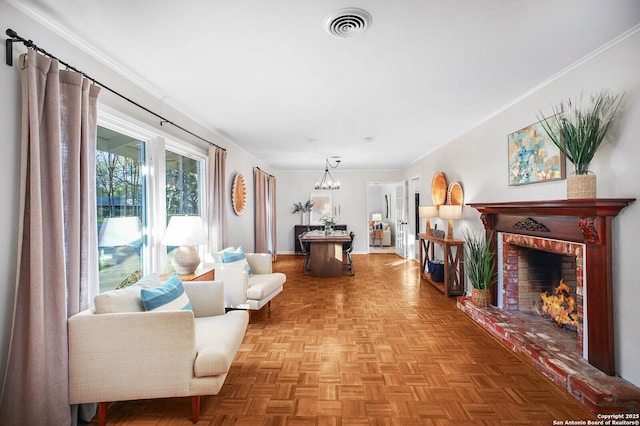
left=315, top=158, right=341, bottom=190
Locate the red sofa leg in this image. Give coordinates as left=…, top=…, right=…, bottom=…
left=191, top=396, right=200, bottom=423
left=98, top=402, right=107, bottom=426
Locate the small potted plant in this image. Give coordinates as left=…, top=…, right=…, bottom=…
left=539, top=90, right=623, bottom=198
left=292, top=200, right=314, bottom=225
left=463, top=230, right=497, bottom=307
left=320, top=213, right=337, bottom=234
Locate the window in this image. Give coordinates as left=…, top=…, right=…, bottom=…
left=164, top=148, right=205, bottom=267
left=95, top=110, right=209, bottom=291
left=96, top=125, right=145, bottom=293
left=165, top=150, right=201, bottom=216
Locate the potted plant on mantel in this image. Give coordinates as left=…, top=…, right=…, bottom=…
left=463, top=230, right=497, bottom=307
left=539, top=90, right=623, bottom=199
left=292, top=200, right=314, bottom=225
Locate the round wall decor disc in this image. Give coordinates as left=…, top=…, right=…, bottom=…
left=431, top=172, right=447, bottom=206
left=448, top=181, right=464, bottom=205
left=232, top=173, right=247, bottom=215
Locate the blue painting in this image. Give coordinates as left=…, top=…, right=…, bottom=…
left=508, top=117, right=565, bottom=185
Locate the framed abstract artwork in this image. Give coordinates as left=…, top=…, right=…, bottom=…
left=508, top=117, right=565, bottom=185
left=309, top=191, right=332, bottom=225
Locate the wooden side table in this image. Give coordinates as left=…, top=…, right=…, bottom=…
left=160, top=264, right=215, bottom=282
left=418, top=233, right=465, bottom=297
left=371, top=229, right=384, bottom=247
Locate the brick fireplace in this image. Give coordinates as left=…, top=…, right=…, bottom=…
left=467, top=199, right=633, bottom=375
left=458, top=199, right=640, bottom=413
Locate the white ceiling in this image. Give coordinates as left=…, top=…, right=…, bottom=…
left=9, top=0, right=640, bottom=170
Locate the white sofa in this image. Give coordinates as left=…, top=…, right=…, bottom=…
left=211, top=250, right=286, bottom=311
left=369, top=222, right=392, bottom=246
left=68, top=275, right=248, bottom=425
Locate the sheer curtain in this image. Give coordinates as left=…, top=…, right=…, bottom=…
left=207, top=146, right=228, bottom=253
left=255, top=169, right=267, bottom=252
left=268, top=174, right=277, bottom=259
left=0, top=49, right=100, bottom=425
left=254, top=168, right=276, bottom=256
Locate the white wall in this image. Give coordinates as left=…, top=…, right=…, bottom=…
left=403, top=30, right=640, bottom=386
left=0, top=2, right=23, bottom=397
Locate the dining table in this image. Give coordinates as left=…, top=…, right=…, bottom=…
left=299, top=230, right=351, bottom=276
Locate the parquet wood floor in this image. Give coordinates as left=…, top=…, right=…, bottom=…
left=88, top=254, right=597, bottom=425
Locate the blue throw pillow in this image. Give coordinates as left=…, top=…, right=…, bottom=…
left=140, top=273, right=192, bottom=311
left=222, top=246, right=253, bottom=276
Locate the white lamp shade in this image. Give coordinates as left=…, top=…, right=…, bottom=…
left=161, top=215, right=207, bottom=246
left=418, top=206, right=438, bottom=218
left=371, top=213, right=383, bottom=222
left=98, top=216, right=142, bottom=247
left=439, top=205, right=463, bottom=220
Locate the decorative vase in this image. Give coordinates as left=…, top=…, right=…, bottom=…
left=324, top=225, right=333, bottom=235
left=471, top=288, right=491, bottom=307
left=567, top=173, right=596, bottom=199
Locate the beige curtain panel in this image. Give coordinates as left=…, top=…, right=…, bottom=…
left=0, top=49, right=101, bottom=425
left=254, top=168, right=268, bottom=253
left=207, top=146, right=228, bottom=253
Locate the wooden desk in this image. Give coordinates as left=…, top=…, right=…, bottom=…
left=300, top=231, right=351, bottom=276
left=418, top=233, right=464, bottom=297
left=160, top=264, right=215, bottom=282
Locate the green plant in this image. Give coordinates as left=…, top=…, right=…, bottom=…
left=292, top=200, right=314, bottom=214
left=463, top=230, right=497, bottom=290
left=538, top=90, right=623, bottom=175
left=320, top=213, right=336, bottom=227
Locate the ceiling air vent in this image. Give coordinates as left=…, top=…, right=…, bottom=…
left=325, top=8, right=372, bottom=39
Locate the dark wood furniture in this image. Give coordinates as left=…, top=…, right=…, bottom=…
left=300, top=232, right=352, bottom=276
left=468, top=198, right=634, bottom=376
left=294, top=224, right=347, bottom=254
left=418, top=233, right=465, bottom=297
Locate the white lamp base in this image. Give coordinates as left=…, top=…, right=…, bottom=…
left=171, top=245, right=201, bottom=275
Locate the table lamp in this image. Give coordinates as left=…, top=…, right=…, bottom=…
left=439, top=205, right=462, bottom=239
left=418, top=206, right=438, bottom=232
left=161, top=215, right=207, bottom=274
left=371, top=213, right=382, bottom=223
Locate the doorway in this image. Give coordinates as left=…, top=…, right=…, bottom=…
left=366, top=182, right=398, bottom=254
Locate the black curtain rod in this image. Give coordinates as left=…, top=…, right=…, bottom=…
left=254, top=167, right=274, bottom=178
left=4, top=28, right=226, bottom=151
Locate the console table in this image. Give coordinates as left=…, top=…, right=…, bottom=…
left=418, top=233, right=465, bottom=297
left=294, top=224, right=347, bottom=254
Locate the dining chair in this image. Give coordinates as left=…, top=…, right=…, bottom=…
left=298, top=234, right=311, bottom=274
left=343, top=232, right=355, bottom=275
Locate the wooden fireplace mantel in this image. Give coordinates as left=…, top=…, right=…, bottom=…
left=467, top=198, right=634, bottom=375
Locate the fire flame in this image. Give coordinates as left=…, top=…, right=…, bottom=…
left=539, top=279, right=578, bottom=328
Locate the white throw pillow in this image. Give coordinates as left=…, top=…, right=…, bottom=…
left=212, top=247, right=235, bottom=263
left=94, top=273, right=161, bottom=314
